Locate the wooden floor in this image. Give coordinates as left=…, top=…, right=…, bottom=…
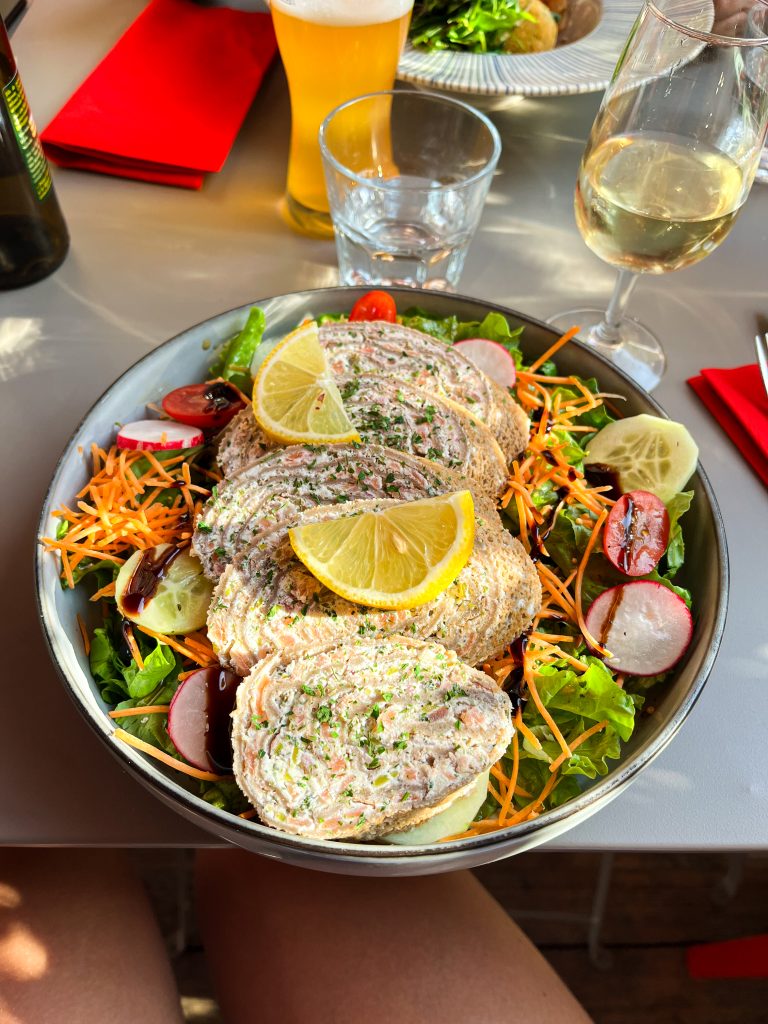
left=134, top=850, right=768, bottom=1024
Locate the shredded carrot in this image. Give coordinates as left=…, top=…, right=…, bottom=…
left=113, top=728, right=227, bottom=781
left=505, top=772, right=561, bottom=826
left=89, top=580, right=116, bottom=603
left=124, top=625, right=145, bottom=671
left=239, top=809, right=258, bottom=820
left=574, top=508, right=611, bottom=658
left=527, top=326, right=580, bottom=373
left=76, top=614, right=90, bottom=656
left=498, top=733, right=519, bottom=824
left=526, top=673, right=571, bottom=760
left=133, top=624, right=217, bottom=667
left=549, top=720, right=608, bottom=774
left=108, top=705, right=171, bottom=718
left=41, top=443, right=210, bottom=587
left=490, top=763, right=509, bottom=795
left=488, top=780, right=504, bottom=805
left=514, top=710, right=542, bottom=751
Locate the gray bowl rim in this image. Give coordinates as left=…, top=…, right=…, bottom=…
left=35, top=286, right=729, bottom=863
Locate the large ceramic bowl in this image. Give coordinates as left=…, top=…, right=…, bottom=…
left=36, top=287, right=728, bottom=877
left=398, top=0, right=642, bottom=102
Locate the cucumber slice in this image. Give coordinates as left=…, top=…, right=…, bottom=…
left=115, top=545, right=213, bottom=634
left=585, top=414, right=698, bottom=504
left=382, top=770, right=489, bottom=846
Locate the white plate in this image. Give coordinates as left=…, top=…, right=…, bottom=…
left=398, top=0, right=643, bottom=100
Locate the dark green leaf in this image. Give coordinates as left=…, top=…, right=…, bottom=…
left=123, top=641, right=177, bottom=699
left=209, top=307, right=266, bottom=394
left=200, top=779, right=250, bottom=814
left=663, top=490, right=693, bottom=579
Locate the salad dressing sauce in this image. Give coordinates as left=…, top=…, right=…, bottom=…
left=203, top=381, right=242, bottom=417
left=122, top=546, right=182, bottom=616
left=617, top=494, right=636, bottom=575
left=584, top=463, right=622, bottom=501
left=502, top=632, right=530, bottom=714
left=598, top=587, right=625, bottom=648
left=199, top=667, right=240, bottom=773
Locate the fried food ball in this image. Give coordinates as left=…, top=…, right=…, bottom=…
left=503, top=0, right=559, bottom=53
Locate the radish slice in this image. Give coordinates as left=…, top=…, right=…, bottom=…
left=117, top=419, right=204, bottom=451
left=168, top=666, right=240, bottom=773
left=454, top=339, right=517, bottom=388
left=585, top=581, right=693, bottom=676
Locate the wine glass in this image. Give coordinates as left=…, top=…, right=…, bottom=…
left=550, top=0, right=768, bottom=390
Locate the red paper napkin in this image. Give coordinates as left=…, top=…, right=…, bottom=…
left=41, top=0, right=277, bottom=189
left=687, top=364, right=768, bottom=488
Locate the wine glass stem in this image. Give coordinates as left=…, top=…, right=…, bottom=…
left=591, top=270, right=640, bottom=347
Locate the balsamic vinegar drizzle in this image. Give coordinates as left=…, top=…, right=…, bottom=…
left=122, top=545, right=182, bottom=616
left=203, top=381, right=241, bottom=415
left=617, top=494, right=636, bottom=575
left=199, top=667, right=240, bottom=774
left=502, top=632, right=530, bottom=714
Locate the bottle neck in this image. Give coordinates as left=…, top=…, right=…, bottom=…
left=0, top=19, right=17, bottom=86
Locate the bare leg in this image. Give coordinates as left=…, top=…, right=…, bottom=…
left=0, top=849, right=183, bottom=1024
left=196, top=850, right=592, bottom=1024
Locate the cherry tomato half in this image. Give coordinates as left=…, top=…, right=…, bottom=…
left=161, top=382, right=246, bottom=431
left=603, top=489, right=670, bottom=577
left=349, top=290, right=397, bottom=323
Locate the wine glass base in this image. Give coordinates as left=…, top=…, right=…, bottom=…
left=549, top=308, right=666, bottom=392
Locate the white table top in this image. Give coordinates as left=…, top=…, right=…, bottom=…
left=3, top=0, right=766, bottom=849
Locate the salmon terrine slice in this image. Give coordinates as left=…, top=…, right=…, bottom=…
left=194, top=442, right=501, bottom=580
left=318, top=320, right=529, bottom=462
left=207, top=499, right=541, bottom=676
left=215, top=372, right=509, bottom=498
left=231, top=636, right=514, bottom=840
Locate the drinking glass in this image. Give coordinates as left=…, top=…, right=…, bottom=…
left=269, top=0, right=414, bottom=238
left=319, top=90, right=501, bottom=290
left=550, top=0, right=768, bottom=390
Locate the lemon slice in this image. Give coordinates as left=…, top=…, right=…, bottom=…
left=288, top=491, right=476, bottom=610
left=585, top=414, right=698, bottom=504
left=252, top=320, right=360, bottom=444
left=115, top=544, right=213, bottom=634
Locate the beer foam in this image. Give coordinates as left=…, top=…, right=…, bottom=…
left=270, top=0, right=412, bottom=26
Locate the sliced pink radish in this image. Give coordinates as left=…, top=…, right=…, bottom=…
left=454, top=338, right=517, bottom=388
left=585, top=581, right=693, bottom=677
left=168, top=666, right=240, bottom=773
left=117, top=419, right=204, bottom=451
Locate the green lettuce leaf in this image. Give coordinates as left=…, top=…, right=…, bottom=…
left=399, top=309, right=524, bottom=364
left=514, top=759, right=583, bottom=808
left=114, top=682, right=179, bottom=757
left=551, top=378, right=615, bottom=439
left=663, top=490, right=693, bottom=579
left=123, top=641, right=177, bottom=699
left=89, top=626, right=130, bottom=704
left=534, top=659, right=637, bottom=742
left=200, top=779, right=249, bottom=814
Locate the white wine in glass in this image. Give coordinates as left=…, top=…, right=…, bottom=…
left=551, top=0, right=768, bottom=390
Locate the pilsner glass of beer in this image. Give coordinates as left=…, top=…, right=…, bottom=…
left=270, top=0, right=413, bottom=237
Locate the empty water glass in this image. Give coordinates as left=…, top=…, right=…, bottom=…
left=319, top=90, right=501, bottom=291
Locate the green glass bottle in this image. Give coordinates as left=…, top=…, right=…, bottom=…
left=0, top=16, right=68, bottom=289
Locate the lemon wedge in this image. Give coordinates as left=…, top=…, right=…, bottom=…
left=288, top=491, right=476, bottom=610
left=252, top=320, right=360, bottom=444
